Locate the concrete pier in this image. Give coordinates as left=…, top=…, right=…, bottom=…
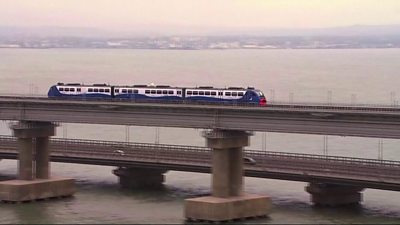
left=185, top=129, right=271, bottom=222
left=35, top=137, right=50, bottom=179
left=18, top=138, right=34, bottom=180
left=0, top=121, right=75, bottom=202
left=306, top=183, right=364, bottom=206
left=113, top=167, right=167, bottom=189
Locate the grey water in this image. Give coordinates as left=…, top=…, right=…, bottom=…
left=0, top=48, right=399, bottom=224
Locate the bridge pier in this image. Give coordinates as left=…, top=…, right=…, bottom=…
left=113, top=167, right=167, bottom=189
left=0, top=121, right=75, bottom=202
left=185, top=129, right=271, bottom=222
left=306, top=183, right=364, bottom=206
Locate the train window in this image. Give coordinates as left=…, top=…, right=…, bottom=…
left=122, top=89, right=127, bottom=93
left=187, top=91, right=192, bottom=95
left=211, top=92, right=216, bottom=96
left=99, top=89, right=104, bottom=93
left=59, top=88, right=64, bottom=91
left=168, top=90, right=174, bottom=94
left=218, top=92, right=223, bottom=95
left=145, top=90, right=150, bottom=94
left=151, top=90, right=156, bottom=94
left=105, top=89, right=110, bottom=93
left=238, top=92, right=244, bottom=96
left=133, top=89, right=138, bottom=94
left=205, top=91, right=210, bottom=96
left=94, top=88, right=99, bottom=92
left=65, top=88, right=70, bottom=92
left=70, top=88, right=75, bottom=92
left=193, top=91, right=198, bottom=95
left=156, top=90, right=162, bottom=94
left=199, top=91, right=204, bottom=95
left=77, top=88, right=81, bottom=92
left=88, top=88, right=93, bottom=92
left=177, top=91, right=182, bottom=95
left=232, top=92, right=237, bottom=96
left=127, top=89, right=132, bottom=94
left=115, top=89, right=119, bottom=93
left=225, top=92, right=231, bottom=96
left=162, top=90, right=167, bottom=94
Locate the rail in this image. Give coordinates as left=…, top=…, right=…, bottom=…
left=1, top=95, right=400, bottom=113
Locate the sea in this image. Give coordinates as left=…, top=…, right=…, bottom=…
left=0, top=48, right=399, bottom=224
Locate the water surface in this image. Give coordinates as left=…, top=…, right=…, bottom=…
left=0, top=48, right=399, bottom=223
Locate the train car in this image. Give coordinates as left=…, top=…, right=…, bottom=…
left=113, top=85, right=182, bottom=101
left=48, top=83, right=113, bottom=98
left=48, top=83, right=267, bottom=105
left=183, top=86, right=266, bottom=105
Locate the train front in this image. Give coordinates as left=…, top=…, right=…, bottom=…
left=47, top=85, right=62, bottom=97
left=257, top=90, right=267, bottom=106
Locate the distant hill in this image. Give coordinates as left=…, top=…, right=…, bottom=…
left=248, top=24, right=400, bottom=37
left=1, top=24, right=400, bottom=38
left=0, top=26, right=114, bottom=38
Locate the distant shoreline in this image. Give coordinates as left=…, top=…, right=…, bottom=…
left=1, top=46, right=399, bottom=50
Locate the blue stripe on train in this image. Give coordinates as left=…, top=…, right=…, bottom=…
left=115, top=93, right=259, bottom=103
left=115, top=94, right=181, bottom=100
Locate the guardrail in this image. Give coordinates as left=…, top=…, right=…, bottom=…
left=0, top=135, right=400, bottom=164
left=1, top=95, right=400, bottom=112
left=1, top=135, right=400, bottom=189
left=1, top=135, right=399, bottom=167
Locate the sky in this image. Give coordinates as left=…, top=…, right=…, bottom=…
left=1, top=0, right=400, bottom=32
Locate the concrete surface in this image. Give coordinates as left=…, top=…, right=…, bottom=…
left=0, top=177, right=76, bottom=202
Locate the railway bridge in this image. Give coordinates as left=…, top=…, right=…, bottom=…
left=0, top=96, right=400, bottom=221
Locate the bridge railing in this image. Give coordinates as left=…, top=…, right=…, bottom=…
left=1, top=94, right=400, bottom=111
left=1, top=135, right=399, bottom=168
left=245, top=149, right=400, bottom=167
left=1, top=135, right=400, bottom=185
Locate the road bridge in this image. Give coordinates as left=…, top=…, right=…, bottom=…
left=0, top=135, right=399, bottom=191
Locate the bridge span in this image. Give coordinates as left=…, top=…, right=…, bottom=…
left=1, top=96, right=400, bottom=138
left=2, top=96, right=400, bottom=221
left=0, top=135, right=399, bottom=191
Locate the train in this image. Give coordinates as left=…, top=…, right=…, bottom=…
left=48, top=83, right=267, bottom=106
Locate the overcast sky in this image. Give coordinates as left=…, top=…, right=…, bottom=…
left=1, top=0, right=400, bottom=31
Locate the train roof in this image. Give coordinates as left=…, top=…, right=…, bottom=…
left=54, top=83, right=260, bottom=91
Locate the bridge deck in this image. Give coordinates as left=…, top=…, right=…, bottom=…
left=0, top=135, right=399, bottom=191
left=1, top=96, right=400, bottom=138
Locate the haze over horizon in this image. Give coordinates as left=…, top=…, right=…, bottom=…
left=1, top=0, right=400, bottom=36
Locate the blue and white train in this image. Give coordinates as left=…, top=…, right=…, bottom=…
left=48, top=83, right=267, bottom=106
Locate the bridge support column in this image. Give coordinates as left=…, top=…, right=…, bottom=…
left=306, top=183, right=364, bottom=206
left=113, top=167, right=166, bottom=189
left=18, top=138, right=34, bottom=180
left=35, top=137, right=50, bottom=179
left=0, top=121, right=75, bottom=202
left=185, top=129, right=271, bottom=222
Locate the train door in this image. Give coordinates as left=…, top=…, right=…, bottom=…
left=182, top=88, right=186, bottom=98
left=110, top=86, right=115, bottom=98
left=218, top=90, right=223, bottom=100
